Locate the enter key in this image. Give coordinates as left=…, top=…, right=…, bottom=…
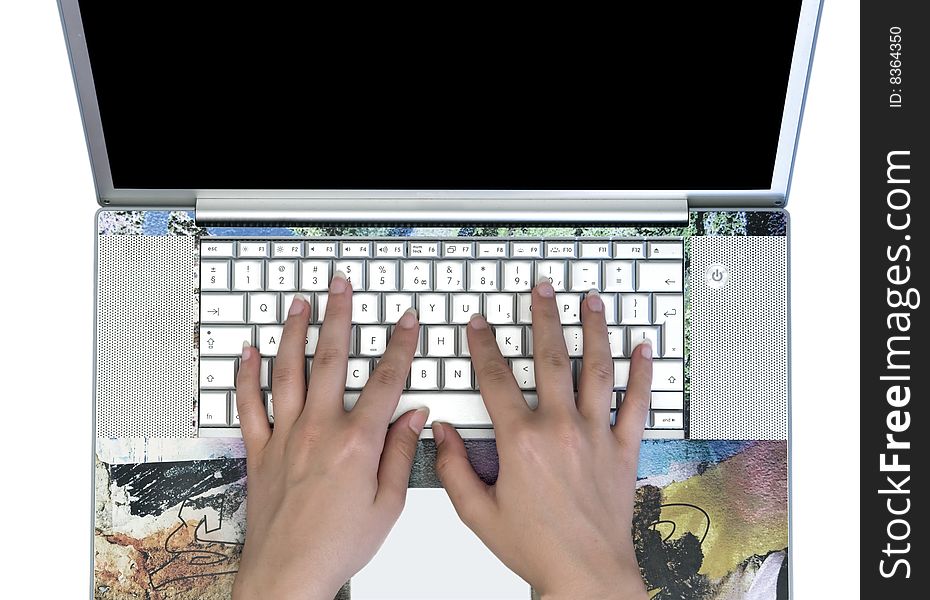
left=653, top=294, right=684, bottom=357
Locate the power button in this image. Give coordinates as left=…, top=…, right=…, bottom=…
left=705, top=263, right=730, bottom=289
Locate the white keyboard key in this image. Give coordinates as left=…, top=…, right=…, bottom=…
left=426, top=326, right=456, bottom=357
left=266, top=392, right=274, bottom=423
left=300, top=260, right=331, bottom=291
left=653, top=294, right=684, bottom=357
left=651, top=392, right=684, bottom=410
left=229, top=392, right=240, bottom=425
left=368, top=261, right=399, bottom=291
left=402, top=261, right=432, bottom=290
left=601, top=293, right=618, bottom=324
left=485, top=294, right=515, bottom=324
left=651, top=411, right=684, bottom=429
left=555, top=294, right=582, bottom=324
left=546, top=242, right=576, bottom=257
left=570, top=262, right=600, bottom=291
left=468, top=261, right=499, bottom=291
left=511, top=359, right=536, bottom=389
left=620, top=294, right=651, bottom=324
left=238, top=242, right=269, bottom=257
left=629, top=326, right=661, bottom=355
left=359, top=326, right=388, bottom=356
left=536, top=261, right=566, bottom=290
left=418, top=294, right=448, bottom=324
left=305, top=326, right=320, bottom=356
left=314, top=293, right=329, bottom=322
left=346, top=359, right=372, bottom=389
left=607, top=327, right=625, bottom=357
left=201, top=294, right=245, bottom=323
left=562, top=327, right=583, bottom=357
left=477, top=242, right=508, bottom=257
left=335, top=260, right=365, bottom=288
left=652, top=359, right=684, bottom=391
left=267, top=260, right=298, bottom=291
left=517, top=294, right=533, bottom=324
left=248, top=293, right=279, bottom=323
left=511, top=242, right=543, bottom=258
left=272, top=242, right=304, bottom=257
left=201, top=261, right=230, bottom=291
left=233, top=261, right=263, bottom=291
left=257, top=326, right=284, bottom=356
left=458, top=327, right=471, bottom=356
left=200, top=359, right=236, bottom=388
left=375, top=242, right=407, bottom=257
left=443, top=359, right=473, bottom=390
left=200, top=326, right=252, bottom=355
left=202, top=242, right=235, bottom=258
left=352, top=293, right=381, bottom=323
left=614, top=242, right=645, bottom=259
left=613, top=360, right=631, bottom=389
left=637, top=261, right=682, bottom=292
left=409, top=242, right=440, bottom=257
left=604, top=261, right=635, bottom=292
left=435, top=261, right=466, bottom=291
left=580, top=242, right=611, bottom=258
left=502, top=261, right=533, bottom=291
left=410, top=359, right=440, bottom=390
left=260, top=358, right=271, bottom=388
left=442, top=242, right=473, bottom=257
left=647, top=241, right=683, bottom=259
left=305, top=241, right=338, bottom=257
left=384, top=293, right=414, bottom=323
left=341, top=242, right=371, bottom=257
left=199, top=392, right=229, bottom=425
left=495, top=327, right=524, bottom=356
left=451, top=294, right=481, bottom=324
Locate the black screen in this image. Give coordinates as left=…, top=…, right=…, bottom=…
left=78, top=2, right=802, bottom=191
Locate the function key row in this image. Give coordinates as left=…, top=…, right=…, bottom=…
left=201, top=239, right=683, bottom=260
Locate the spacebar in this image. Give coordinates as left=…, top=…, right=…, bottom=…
left=343, top=392, right=539, bottom=428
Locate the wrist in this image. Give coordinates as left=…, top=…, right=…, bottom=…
left=233, top=572, right=342, bottom=600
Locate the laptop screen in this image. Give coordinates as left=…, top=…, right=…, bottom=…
left=78, top=2, right=803, bottom=192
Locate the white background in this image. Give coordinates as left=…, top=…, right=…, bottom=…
left=0, top=1, right=859, bottom=597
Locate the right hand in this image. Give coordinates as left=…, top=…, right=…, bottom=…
left=433, top=280, right=652, bottom=600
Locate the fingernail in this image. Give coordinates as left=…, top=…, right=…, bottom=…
left=432, top=422, right=446, bottom=445
left=288, top=293, right=307, bottom=316
left=409, top=407, right=430, bottom=434
left=637, top=338, right=653, bottom=359
left=241, top=341, right=252, bottom=360
left=469, top=313, right=488, bottom=329
left=586, top=289, right=603, bottom=312
left=535, top=277, right=554, bottom=298
left=398, top=307, right=418, bottom=329
left=330, top=271, right=348, bottom=294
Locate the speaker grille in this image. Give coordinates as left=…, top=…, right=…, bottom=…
left=689, top=236, right=787, bottom=440
left=96, top=235, right=198, bottom=437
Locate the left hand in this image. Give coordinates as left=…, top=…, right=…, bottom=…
left=232, top=273, right=428, bottom=600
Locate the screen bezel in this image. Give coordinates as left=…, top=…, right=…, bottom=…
left=58, top=0, right=823, bottom=209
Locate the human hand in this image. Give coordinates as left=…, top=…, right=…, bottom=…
left=232, top=272, right=428, bottom=600
left=433, top=280, right=651, bottom=600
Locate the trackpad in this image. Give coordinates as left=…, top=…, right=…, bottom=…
left=352, top=489, right=527, bottom=599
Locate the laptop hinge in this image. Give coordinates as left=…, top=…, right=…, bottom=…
left=195, top=196, right=689, bottom=225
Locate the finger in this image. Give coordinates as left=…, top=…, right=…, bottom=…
left=270, top=293, right=312, bottom=432
left=351, top=308, right=419, bottom=430
left=304, top=271, right=352, bottom=420
left=375, top=407, right=430, bottom=513
left=235, top=342, right=272, bottom=452
left=432, top=422, right=496, bottom=530
left=613, top=339, right=653, bottom=444
left=577, top=290, right=613, bottom=424
left=530, top=278, right=575, bottom=413
left=467, top=314, right=530, bottom=426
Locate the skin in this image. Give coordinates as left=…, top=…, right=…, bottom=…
left=233, top=273, right=652, bottom=600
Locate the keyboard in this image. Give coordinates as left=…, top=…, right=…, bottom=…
left=197, top=238, right=685, bottom=439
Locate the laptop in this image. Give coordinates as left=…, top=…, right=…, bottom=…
left=63, top=1, right=821, bottom=598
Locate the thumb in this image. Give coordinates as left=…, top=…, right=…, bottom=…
left=432, top=422, right=495, bottom=529
left=376, top=407, right=429, bottom=513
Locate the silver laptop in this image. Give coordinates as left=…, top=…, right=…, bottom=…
left=65, top=1, right=821, bottom=597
